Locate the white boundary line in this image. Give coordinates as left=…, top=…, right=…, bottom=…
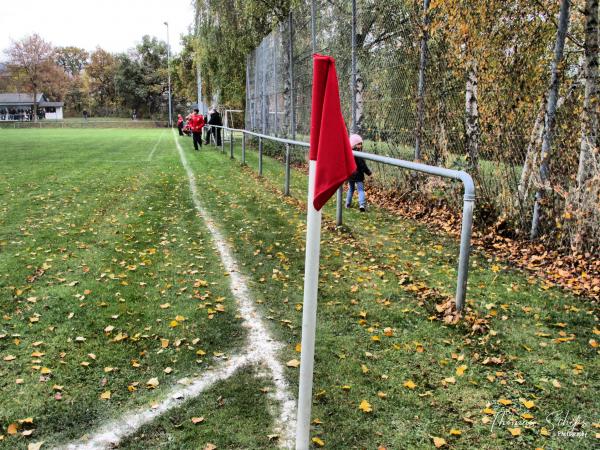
left=173, top=129, right=296, bottom=448
left=56, top=129, right=296, bottom=450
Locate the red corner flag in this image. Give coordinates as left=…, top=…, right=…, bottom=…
left=310, top=54, right=356, bottom=211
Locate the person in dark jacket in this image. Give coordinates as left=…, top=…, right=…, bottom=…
left=205, top=107, right=223, bottom=146
left=345, top=134, right=372, bottom=212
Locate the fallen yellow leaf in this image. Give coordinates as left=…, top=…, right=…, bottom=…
left=359, top=399, right=373, bottom=413
left=508, top=427, right=521, bottom=436
left=100, top=391, right=111, bottom=400
left=312, top=437, right=325, bottom=447
left=433, top=436, right=446, bottom=448
left=456, top=365, right=468, bottom=376
left=146, top=378, right=160, bottom=389
left=286, top=359, right=300, bottom=368
left=520, top=399, right=535, bottom=409
left=403, top=380, right=416, bottom=389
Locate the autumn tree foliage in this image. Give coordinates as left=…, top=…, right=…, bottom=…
left=194, top=0, right=291, bottom=108
left=427, top=0, right=598, bottom=252
left=4, top=34, right=58, bottom=121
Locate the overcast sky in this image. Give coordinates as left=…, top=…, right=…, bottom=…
left=0, top=0, right=195, bottom=60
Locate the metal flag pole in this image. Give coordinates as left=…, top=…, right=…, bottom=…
left=164, top=21, right=172, bottom=127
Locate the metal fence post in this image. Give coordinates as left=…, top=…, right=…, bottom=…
left=284, top=143, right=291, bottom=195
left=273, top=32, right=278, bottom=137
left=254, top=50, right=260, bottom=131
left=289, top=12, right=296, bottom=141
left=246, top=55, right=251, bottom=130
left=230, top=130, right=234, bottom=159
left=351, top=0, right=357, bottom=134
left=311, top=0, right=317, bottom=53
left=336, top=0, right=358, bottom=227
left=415, top=0, right=430, bottom=161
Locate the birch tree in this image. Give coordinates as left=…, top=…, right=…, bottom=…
left=465, top=58, right=480, bottom=173
left=530, top=0, right=571, bottom=239
left=570, top=0, right=599, bottom=250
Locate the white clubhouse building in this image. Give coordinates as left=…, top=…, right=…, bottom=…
left=0, top=93, right=64, bottom=120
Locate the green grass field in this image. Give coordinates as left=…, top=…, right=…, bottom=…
left=0, top=129, right=597, bottom=449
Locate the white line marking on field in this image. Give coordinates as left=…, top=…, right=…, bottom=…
left=146, top=130, right=166, bottom=161
left=173, top=129, right=296, bottom=448
left=58, top=354, right=253, bottom=450
left=56, top=130, right=296, bottom=450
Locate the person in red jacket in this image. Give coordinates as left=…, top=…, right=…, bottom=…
left=188, top=109, right=205, bottom=151
left=177, top=114, right=184, bottom=136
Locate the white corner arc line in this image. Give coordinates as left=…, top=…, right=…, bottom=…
left=57, top=354, right=254, bottom=450
left=55, top=130, right=296, bottom=450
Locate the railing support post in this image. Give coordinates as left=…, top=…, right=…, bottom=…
left=285, top=143, right=291, bottom=195
left=456, top=198, right=474, bottom=311
left=242, top=132, right=246, bottom=165
left=336, top=187, right=343, bottom=226
left=258, top=137, right=263, bottom=176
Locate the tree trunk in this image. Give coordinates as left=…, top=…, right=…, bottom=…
left=465, top=58, right=480, bottom=174
left=355, top=70, right=364, bottom=134
left=518, top=67, right=581, bottom=209
left=571, top=0, right=599, bottom=250
left=518, top=101, right=545, bottom=206
left=32, top=88, right=38, bottom=122
left=530, top=0, right=571, bottom=239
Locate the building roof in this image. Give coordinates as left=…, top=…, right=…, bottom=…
left=39, top=101, right=63, bottom=107
left=0, top=93, right=63, bottom=107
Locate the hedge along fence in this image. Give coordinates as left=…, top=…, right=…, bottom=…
left=243, top=0, right=599, bottom=255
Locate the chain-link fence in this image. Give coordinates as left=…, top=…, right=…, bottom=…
left=244, top=0, right=594, bottom=250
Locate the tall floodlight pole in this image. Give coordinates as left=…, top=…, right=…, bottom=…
left=164, top=21, right=173, bottom=127
left=195, top=10, right=203, bottom=114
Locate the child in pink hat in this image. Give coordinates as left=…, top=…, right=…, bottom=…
left=346, top=134, right=372, bottom=212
